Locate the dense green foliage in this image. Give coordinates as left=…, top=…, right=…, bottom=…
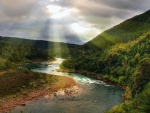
left=61, top=32, right=150, bottom=113
left=106, top=82, right=150, bottom=113
left=0, top=41, right=54, bottom=70
left=60, top=10, right=150, bottom=113
left=61, top=33, right=150, bottom=82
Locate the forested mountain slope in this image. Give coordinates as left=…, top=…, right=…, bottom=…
left=84, top=9, right=150, bottom=50
left=61, top=29, right=150, bottom=113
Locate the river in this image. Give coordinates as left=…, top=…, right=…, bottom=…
left=12, top=58, right=123, bottom=113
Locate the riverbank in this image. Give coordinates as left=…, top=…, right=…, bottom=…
left=57, top=69, right=125, bottom=89
left=0, top=69, right=78, bottom=112
left=57, top=69, right=133, bottom=103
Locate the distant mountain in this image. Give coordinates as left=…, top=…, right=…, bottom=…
left=84, top=9, right=150, bottom=50
left=0, top=36, right=79, bottom=50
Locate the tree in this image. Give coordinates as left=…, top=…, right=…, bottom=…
left=132, top=58, right=150, bottom=95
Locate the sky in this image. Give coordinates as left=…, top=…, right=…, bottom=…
left=0, top=0, right=149, bottom=44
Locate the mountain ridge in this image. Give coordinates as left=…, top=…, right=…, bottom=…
left=0, top=36, right=79, bottom=50
left=84, top=9, right=150, bottom=50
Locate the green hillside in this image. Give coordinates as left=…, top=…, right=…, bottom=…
left=61, top=31, right=150, bottom=113
left=0, top=36, right=79, bottom=59
left=85, top=9, right=150, bottom=50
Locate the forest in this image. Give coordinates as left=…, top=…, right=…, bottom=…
left=0, top=41, right=54, bottom=70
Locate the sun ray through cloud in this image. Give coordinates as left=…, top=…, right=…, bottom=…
left=0, top=0, right=149, bottom=44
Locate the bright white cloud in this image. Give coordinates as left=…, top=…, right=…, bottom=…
left=71, top=23, right=89, bottom=34
left=70, top=22, right=100, bottom=42
left=47, top=5, right=62, bottom=13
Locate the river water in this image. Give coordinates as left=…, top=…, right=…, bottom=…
left=12, top=58, right=123, bottom=113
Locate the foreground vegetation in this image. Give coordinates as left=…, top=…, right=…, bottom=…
left=0, top=69, right=77, bottom=112
left=0, top=69, right=55, bottom=97
left=60, top=10, right=150, bottom=113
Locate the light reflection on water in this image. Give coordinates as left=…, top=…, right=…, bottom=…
left=12, top=58, right=123, bottom=113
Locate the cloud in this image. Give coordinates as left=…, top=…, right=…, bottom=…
left=92, top=0, right=150, bottom=11
left=0, top=0, right=149, bottom=44
left=0, top=0, right=36, bottom=17
left=50, top=0, right=149, bottom=31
